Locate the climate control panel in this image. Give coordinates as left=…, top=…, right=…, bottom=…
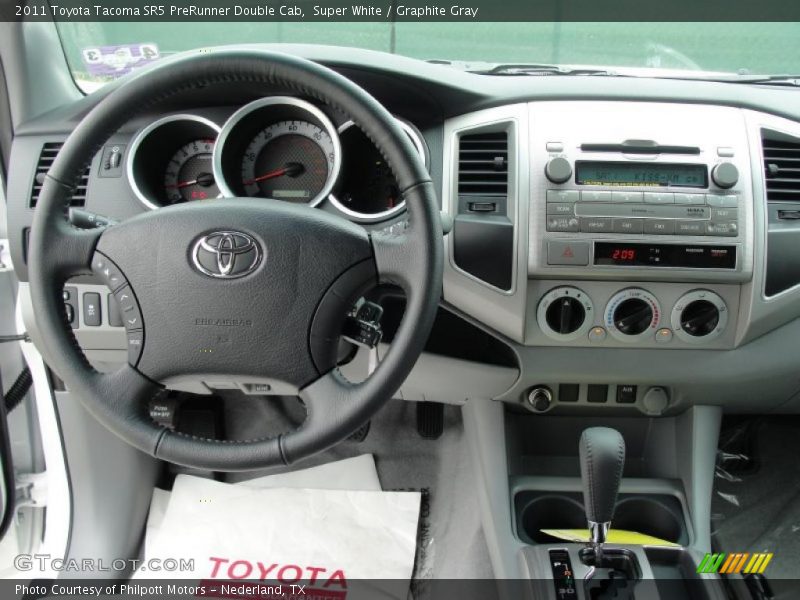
left=534, top=282, right=737, bottom=348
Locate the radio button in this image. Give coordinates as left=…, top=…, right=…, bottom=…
left=706, top=222, right=738, bottom=237
left=547, top=189, right=579, bottom=203
left=546, top=216, right=580, bottom=232
left=676, top=221, right=706, bottom=236
left=711, top=207, right=738, bottom=221
left=547, top=202, right=575, bottom=215
left=581, top=190, right=612, bottom=202
left=674, top=193, right=705, bottom=205
left=547, top=241, right=590, bottom=266
left=613, top=219, right=644, bottom=234
left=580, top=218, right=613, bottom=233
left=644, top=192, right=675, bottom=204
left=706, top=194, right=738, bottom=207
left=643, top=219, right=675, bottom=235
left=612, top=191, right=643, bottom=203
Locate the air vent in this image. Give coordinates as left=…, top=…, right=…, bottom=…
left=763, top=130, right=800, bottom=202
left=457, top=131, right=508, bottom=196
left=29, top=142, right=89, bottom=208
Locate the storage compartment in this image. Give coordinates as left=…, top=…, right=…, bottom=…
left=646, top=547, right=720, bottom=600
left=515, top=491, right=689, bottom=546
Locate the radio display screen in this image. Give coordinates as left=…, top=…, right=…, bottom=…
left=594, top=242, right=736, bottom=269
left=576, top=161, right=708, bottom=188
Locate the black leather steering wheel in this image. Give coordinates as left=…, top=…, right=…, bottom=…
left=27, top=50, right=443, bottom=471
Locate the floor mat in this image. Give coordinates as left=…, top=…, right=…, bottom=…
left=712, top=417, right=800, bottom=596
left=221, top=396, right=494, bottom=582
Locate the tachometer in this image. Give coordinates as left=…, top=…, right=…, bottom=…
left=240, top=121, right=334, bottom=202
left=164, top=139, right=219, bottom=203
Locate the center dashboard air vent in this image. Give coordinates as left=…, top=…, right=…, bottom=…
left=762, top=130, right=800, bottom=202
left=453, top=128, right=514, bottom=291
left=762, top=129, right=800, bottom=296
left=29, top=142, right=89, bottom=208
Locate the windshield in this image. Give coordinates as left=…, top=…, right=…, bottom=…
left=55, top=22, right=800, bottom=92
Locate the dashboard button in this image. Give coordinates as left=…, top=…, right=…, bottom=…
left=126, top=330, right=144, bottom=366
left=547, top=241, right=589, bottom=266
left=613, top=218, right=643, bottom=234
left=673, top=193, right=705, bottom=205
left=612, top=191, right=643, bottom=203
left=643, top=219, right=675, bottom=235
left=587, top=384, right=609, bottom=403
left=655, top=328, right=674, bottom=343
left=581, top=190, right=612, bottom=202
left=676, top=221, right=706, bottom=236
left=588, top=326, right=607, bottom=342
left=644, top=192, right=675, bottom=204
left=546, top=216, right=579, bottom=232
left=546, top=142, right=565, bottom=153
left=546, top=202, right=575, bottom=215
left=91, top=254, right=127, bottom=291
left=108, top=293, right=123, bottom=327
left=82, top=292, right=102, bottom=327
left=114, top=286, right=143, bottom=332
left=616, top=385, right=637, bottom=404
left=65, top=304, right=75, bottom=325
left=705, top=194, right=737, bottom=207
left=706, top=222, right=738, bottom=237
left=580, top=218, right=613, bottom=233
left=547, top=189, right=579, bottom=203
left=711, top=207, right=738, bottom=221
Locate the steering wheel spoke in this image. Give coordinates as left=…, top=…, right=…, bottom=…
left=49, top=216, right=106, bottom=278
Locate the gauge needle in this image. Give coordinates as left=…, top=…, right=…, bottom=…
left=166, top=172, right=215, bottom=189
left=243, top=162, right=304, bottom=185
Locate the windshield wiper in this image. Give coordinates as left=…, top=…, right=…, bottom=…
left=470, top=63, right=623, bottom=77
left=727, top=74, right=800, bottom=86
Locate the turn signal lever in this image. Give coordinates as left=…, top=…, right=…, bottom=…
left=579, top=427, right=626, bottom=547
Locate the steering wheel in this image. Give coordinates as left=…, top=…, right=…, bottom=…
left=27, top=50, right=443, bottom=471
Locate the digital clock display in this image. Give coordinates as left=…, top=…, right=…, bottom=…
left=576, top=161, right=708, bottom=188
left=595, top=242, right=737, bottom=269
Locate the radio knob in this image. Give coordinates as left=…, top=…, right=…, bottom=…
left=711, top=162, right=739, bottom=189
left=613, top=298, right=654, bottom=336
left=545, top=157, right=573, bottom=184
left=679, top=300, right=720, bottom=337
left=545, top=296, right=586, bottom=335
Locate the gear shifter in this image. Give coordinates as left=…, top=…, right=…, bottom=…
left=579, top=427, right=626, bottom=548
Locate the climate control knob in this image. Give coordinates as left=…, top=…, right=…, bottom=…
left=671, top=290, right=728, bottom=342
left=711, top=162, right=739, bottom=189
left=537, top=286, right=594, bottom=341
left=605, top=289, right=661, bottom=342
left=544, top=157, right=573, bottom=183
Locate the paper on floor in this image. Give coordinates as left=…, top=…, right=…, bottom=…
left=140, top=455, right=420, bottom=598
left=144, top=454, right=382, bottom=557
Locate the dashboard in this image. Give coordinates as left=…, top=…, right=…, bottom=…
left=125, top=97, right=427, bottom=220
left=8, top=44, right=800, bottom=416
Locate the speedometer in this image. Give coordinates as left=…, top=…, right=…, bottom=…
left=214, top=97, right=342, bottom=206
left=240, top=121, right=335, bottom=202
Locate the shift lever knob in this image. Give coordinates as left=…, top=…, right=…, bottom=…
left=579, top=427, right=626, bottom=544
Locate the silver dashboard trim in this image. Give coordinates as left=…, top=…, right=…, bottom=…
left=126, top=114, right=222, bottom=210
left=328, top=118, right=428, bottom=223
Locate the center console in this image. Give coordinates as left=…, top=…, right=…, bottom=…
left=527, top=102, right=753, bottom=350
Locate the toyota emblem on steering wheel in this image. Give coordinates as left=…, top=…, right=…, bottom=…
left=192, top=231, right=262, bottom=278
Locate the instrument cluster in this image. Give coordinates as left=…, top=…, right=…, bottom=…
left=127, top=97, right=428, bottom=222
